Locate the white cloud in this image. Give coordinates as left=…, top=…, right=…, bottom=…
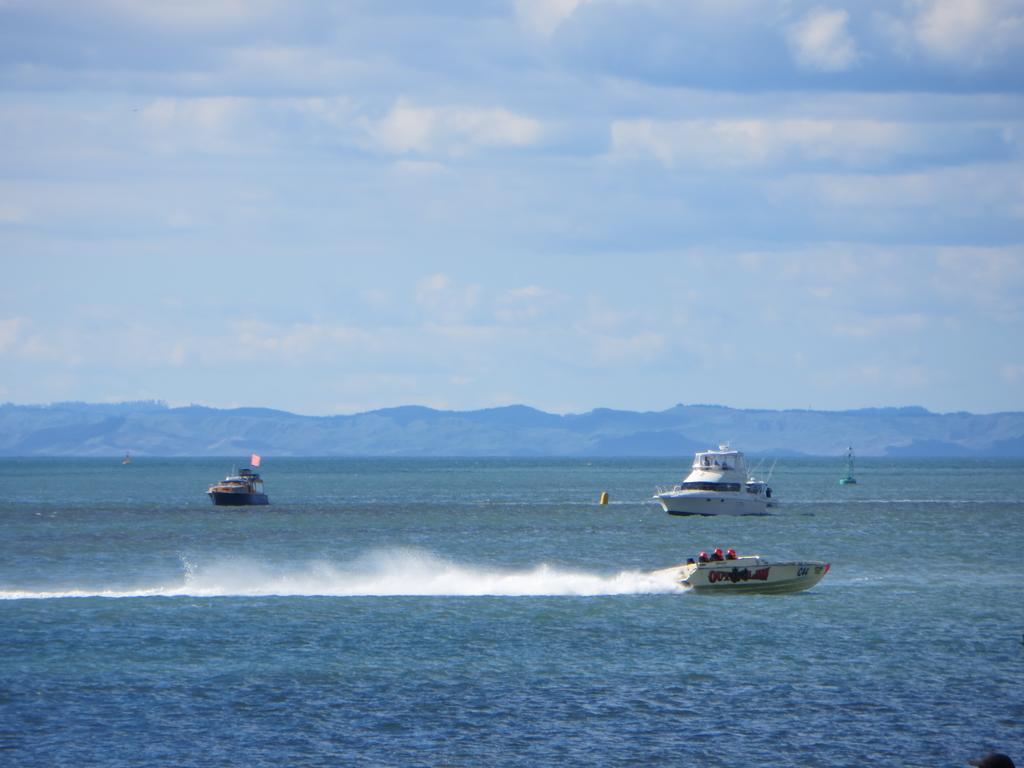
left=1002, top=363, right=1024, bottom=383
left=0, top=319, right=184, bottom=368
left=832, top=313, right=931, bottom=338
left=140, top=97, right=252, bottom=155
left=515, top=0, right=594, bottom=36
left=783, top=165, right=1023, bottom=237
left=95, top=0, right=283, bottom=29
left=787, top=7, right=860, bottom=72
left=226, top=320, right=373, bottom=361
left=0, top=204, right=29, bottom=223
left=588, top=330, right=666, bottom=364
left=367, top=99, right=543, bottom=156
left=494, top=285, right=563, bottom=323
left=571, top=297, right=668, bottom=365
left=134, top=94, right=372, bottom=158
left=0, top=317, right=25, bottom=353
left=915, top=0, right=1024, bottom=64
left=610, top=118, right=915, bottom=170
left=932, top=249, right=1024, bottom=320
left=452, top=108, right=544, bottom=148
left=135, top=94, right=358, bottom=157
left=808, top=286, right=835, bottom=300
left=506, top=285, right=550, bottom=301
left=370, top=101, right=435, bottom=155
left=813, top=362, right=930, bottom=393
left=426, top=323, right=500, bottom=345
left=881, top=0, right=1024, bottom=68
left=390, top=160, right=450, bottom=176
left=415, top=274, right=483, bottom=323
left=224, top=48, right=360, bottom=92
left=797, top=170, right=939, bottom=207
left=12, top=330, right=81, bottom=365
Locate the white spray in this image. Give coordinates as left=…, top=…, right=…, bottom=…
left=0, top=548, right=686, bottom=599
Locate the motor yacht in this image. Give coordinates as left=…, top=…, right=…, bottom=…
left=654, top=444, right=774, bottom=516
left=207, top=468, right=269, bottom=506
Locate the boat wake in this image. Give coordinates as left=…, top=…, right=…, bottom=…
left=0, top=549, right=686, bottom=600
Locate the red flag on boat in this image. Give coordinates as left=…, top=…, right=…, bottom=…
left=250, top=453, right=261, bottom=468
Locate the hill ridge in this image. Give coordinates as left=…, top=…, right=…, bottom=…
left=1, top=401, right=1022, bottom=457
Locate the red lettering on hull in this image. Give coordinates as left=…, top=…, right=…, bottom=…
left=706, top=566, right=772, bottom=584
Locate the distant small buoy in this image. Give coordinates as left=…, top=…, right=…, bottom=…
left=599, top=491, right=609, bottom=505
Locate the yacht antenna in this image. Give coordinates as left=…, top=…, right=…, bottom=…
left=750, top=457, right=765, bottom=480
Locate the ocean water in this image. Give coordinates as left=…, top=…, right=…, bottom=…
left=1, top=457, right=1022, bottom=767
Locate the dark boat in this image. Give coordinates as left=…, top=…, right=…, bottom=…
left=207, top=468, right=269, bottom=506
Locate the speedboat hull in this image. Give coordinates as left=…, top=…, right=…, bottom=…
left=654, top=556, right=829, bottom=594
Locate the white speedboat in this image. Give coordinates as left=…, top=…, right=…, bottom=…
left=654, top=444, right=774, bottom=516
left=653, top=553, right=829, bottom=594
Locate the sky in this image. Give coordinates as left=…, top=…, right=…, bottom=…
left=1, top=0, right=1023, bottom=416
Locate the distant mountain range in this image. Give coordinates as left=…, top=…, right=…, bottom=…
left=2, top=401, right=1023, bottom=458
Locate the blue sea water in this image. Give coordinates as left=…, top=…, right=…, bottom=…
left=1, top=457, right=1022, bottom=767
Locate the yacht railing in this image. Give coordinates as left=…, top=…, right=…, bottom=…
left=654, top=484, right=684, bottom=495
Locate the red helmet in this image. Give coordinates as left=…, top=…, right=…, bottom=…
left=714, top=548, right=723, bottom=555
left=727, top=548, right=736, bottom=556
left=699, top=551, right=707, bottom=558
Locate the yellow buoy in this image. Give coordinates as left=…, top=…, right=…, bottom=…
left=599, top=491, right=609, bottom=505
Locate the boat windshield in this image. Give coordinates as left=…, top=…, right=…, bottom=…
left=679, top=481, right=742, bottom=492
left=694, top=453, right=745, bottom=471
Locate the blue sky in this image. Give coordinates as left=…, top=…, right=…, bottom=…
left=2, top=0, right=1023, bottom=415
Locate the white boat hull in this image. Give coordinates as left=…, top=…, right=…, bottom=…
left=653, top=556, right=829, bottom=594
left=655, top=492, right=771, bottom=516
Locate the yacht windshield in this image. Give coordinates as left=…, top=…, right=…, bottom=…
left=680, top=481, right=741, bottom=492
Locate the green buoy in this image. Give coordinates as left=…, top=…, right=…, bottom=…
left=839, top=446, right=857, bottom=485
